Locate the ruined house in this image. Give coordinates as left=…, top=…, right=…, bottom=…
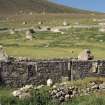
left=78, top=49, right=94, bottom=61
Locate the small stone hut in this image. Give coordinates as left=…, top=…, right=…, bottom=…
left=78, top=49, right=94, bottom=61
left=25, top=30, right=33, bottom=40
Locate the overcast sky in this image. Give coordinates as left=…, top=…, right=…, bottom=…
left=50, top=0, right=105, bottom=13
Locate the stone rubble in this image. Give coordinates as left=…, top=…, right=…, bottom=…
left=11, top=80, right=105, bottom=102
left=50, top=80, right=105, bottom=103
left=12, top=85, right=33, bottom=99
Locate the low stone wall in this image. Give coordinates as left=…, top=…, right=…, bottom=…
left=71, top=60, right=105, bottom=80
left=0, top=59, right=105, bottom=87
left=0, top=60, right=69, bottom=87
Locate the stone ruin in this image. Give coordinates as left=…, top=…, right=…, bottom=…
left=78, top=49, right=94, bottom=61
left=22, top=21, right=27, bottom=25
left=25, top=29, right=35, bottom=40
left=38, top=21, right=43, bottom=25
left=93, top=18, right=97, bottom=22
left=1, top=48, right=105, bottom=88
left=99, top=28, right=105, bottom=32
left=29, top=12, right=33, bottom=15
left=51, top=28, right=61, bottom=33
left=63, top=21, right=69, bottom=26
left=98, top=22, right=105, bottom=26
left=74, top=22, right=79, bottom=25
left=0, top=45, right=8, bottom=61
left=40, top=26, right=51, bottom=31
left=9, top=29, right=15, bottom=35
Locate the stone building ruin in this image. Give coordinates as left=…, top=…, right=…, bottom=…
left=25, top=29, right=35, bottom=40
left=0, top=49, right=104, bottom=87
left=78, top=49, right=94, bottom=61
left=0, top=57, right=105, bottom=87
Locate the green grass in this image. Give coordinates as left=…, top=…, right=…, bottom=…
left=0, top=87, right=13, bottom=97
left=65, top=95, right=105, bottom=105
left=0, top=13, right=105, bottom=59
left=1, top=28, right=105, bottom=59
left=1, top=92, right=105, bottom=105
left=1, top=78, right=105, bottom=105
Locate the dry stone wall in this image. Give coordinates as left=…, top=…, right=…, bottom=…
left=0, top=60, right=69, bottom=87
left=0, top=59, right=105, bottom=87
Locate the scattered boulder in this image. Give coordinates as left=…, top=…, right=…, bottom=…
left=91, top=84, right=99, bottom=90
left=9, top=29, right=15, bottom=35
left=12, top=90, right=21, bottom=97
left=51, top=28, right=60, bottom=33
left=78, top=49, right=94, bottom=61
left=52, top=85, right=57, bottom=89
left=38, top=21, right=43, bottom=25
left=99, top=83, right=105, bottom=90
left=47, top=79, right=53, bottom=87
left=59, top=96, right=65, bottom=102
left=44, top=43, right=49, bottom=48
left=19, top=93, right=31, bottom=100
left=46, top=27, right=51, bottom=31
left=99, top=40, right=103, bottom=42
left=22, top=21, right=27, bottom=25
left=40, top=26, right=51, bottom=31
left=35, top=85, right=44, bottom=89
left=65, top=94, right=70, bottom=101
left=63, top=21, right=69, bottom=26
left=99, top=28, right=105, bottom=32
left=29, top=28, right=36, bottom=34
left=61, top=32, right=65, bottom=35
left=12, top=85, right=33, bottom=99
left=20, top=85, right=33, bottom=92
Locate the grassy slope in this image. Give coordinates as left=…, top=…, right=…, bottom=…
left=0, top=13, right=105, bottom=59
left=0, top=0, right=88, bottom=15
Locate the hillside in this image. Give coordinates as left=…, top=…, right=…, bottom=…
left=0, top=0, right=89, bottom=15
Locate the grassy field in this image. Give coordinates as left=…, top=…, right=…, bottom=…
left=1, top=91, right=105, bottom=105
left=0, top=13, right=105, bottom=59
